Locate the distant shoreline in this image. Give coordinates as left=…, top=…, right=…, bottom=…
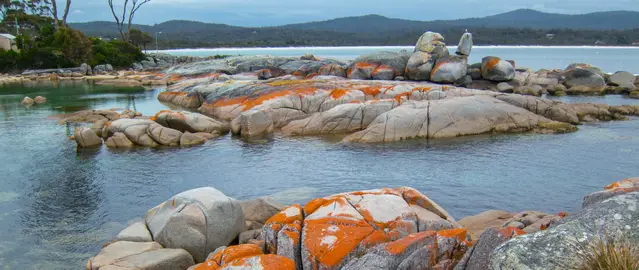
left=158, top=45, right=639, bottom=53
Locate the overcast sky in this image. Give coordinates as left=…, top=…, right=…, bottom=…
left=62, top=0, right=639, bottom=27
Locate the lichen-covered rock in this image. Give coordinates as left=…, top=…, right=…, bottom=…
left=191, top=244, right=295, bottom=270
left=318, top=64, right=346, bottom=77
left=105, top=132, right=135, bottom=149
left=145, top=187, right=246, bottom=262
left=564, top=67, right=606, bottom=94
left=489, top=191, right=639, bottom=269
left=481, top=56, right=515, bottom=82
left=456, top=32, right=473, bottom=56
left=74, top=127, right=103, bottom=148
left=347, top=51, right=410, bottom=79
left=405, top=51, right=438, bottom=81
left=414, top=31, right=447, bottom=55
left=430, top=55, right=468, bottom=83
left=260, top=188, right=465, bottom=270
left=583, top=177, right=639, bottom=208
left=455, top=227, right=525, bottom=270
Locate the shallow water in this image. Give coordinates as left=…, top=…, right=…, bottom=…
left=161, top=46, right=639, bottom=74
left=0, top=82, right=638, bottom=269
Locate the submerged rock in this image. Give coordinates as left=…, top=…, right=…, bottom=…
left=33, top=96, right=47, bottom=104
left=21, top=96, right=34, bottom=106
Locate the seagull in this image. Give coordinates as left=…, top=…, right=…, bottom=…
left=465, top=29, right=469, bottom=33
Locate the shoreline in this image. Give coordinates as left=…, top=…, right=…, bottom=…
left=158, top=45, right=639, bottom=52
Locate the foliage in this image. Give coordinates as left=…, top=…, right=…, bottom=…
left=89, top=38, right=145, bottom=68
left=52, top=27, right=92, bottom=66
left=128, top=28, right=153, bottom=50
left=576, top=237, right=639, bottom=270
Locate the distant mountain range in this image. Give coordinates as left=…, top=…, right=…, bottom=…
left=69, top=9, right=639, bottom=48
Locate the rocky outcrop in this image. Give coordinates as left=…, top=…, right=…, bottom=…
left=458, top=210, right=515, bottom=241
left=430, top=55, right=468, bottom=83
left=189, top=244, right=295, bottom=270
left=86, top=241, right=194, bottom=270
left=607, top=71, right=637, bottom=91
left=563, top=67, right=606, bottom=94
left=240, top=197, right=287, bottom=230
left=145, top=187, right=246, bottom=262
left=74, top=127, right=103, bottom=148
left=104, top=116, right=213, bottom=148
left=455, top=227, right=526, bottom=270
left=343, top=95, right=576, bottom=143
left=263, top=187, right=467, bottom=270
left=347, top=51, right=411, bottom=80
left=489, top=180, right=639, bottom=269
left=405, top=32, right=450, bottom=81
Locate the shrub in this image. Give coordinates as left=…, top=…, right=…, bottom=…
left=90, top=38, right=145, bottom=68
left=577, top=237, right=639, bottom=270
left=52, top=28, right=93, bottom=67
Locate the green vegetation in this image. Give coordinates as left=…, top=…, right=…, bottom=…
left=0, top=0, right=146, bottom=73
left=577, top=237, right=639, bottom=270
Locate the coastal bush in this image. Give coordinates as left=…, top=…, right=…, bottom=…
left=0, top=49, right=19, bottom=72
left=52, top=28, right=93, bottom=67
left=90, top=38, right=145, bottom=68
left=577, top=237, right=639, bottom=270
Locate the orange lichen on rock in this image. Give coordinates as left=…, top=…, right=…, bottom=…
left=228, top=254, right=295, bottom=270
left=266, top=79, right=310, bottom=87
left=384, top=231, right=436, bottom=255
left=193, top=244, right=265, bottom=270
left=305, top=73, right=319, bottom=79
left=437, top=228, right=468, bottom=242
left=412, top=86, right=432, bottom=92
left=359, top=86, right=382, bottom=97
left=303, top=198, right=329, bottom=216
left=498, top=227, right=526, bottom=238
left=211, top=96, right=248, bottom=108
left=329, top=89, right=349, bottom=99
left=557, top=212, right=569, bottom=218
left=303, top=218, right=374, bottom=268
left=486, top=57, right=501, bottom=70
left=265, top=204, right=303, bottom=226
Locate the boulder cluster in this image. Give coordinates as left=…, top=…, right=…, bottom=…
left=58, top=109, right=227, bottom=149
left=87, top=178, right=639, bottom=269
left=20, top=95, right=47, bottom=106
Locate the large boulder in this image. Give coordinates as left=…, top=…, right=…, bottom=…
left=347, top=51, right=411, bottom=80
left=563, top=67, right=606, bottom=94
left=145, top=187, right=247, bottom=262
left=264, top=187, right=466, bottom=270
left=430, top=55, right=468, bottom=83
left=98, top=248, right=195, bottom=270
left=318, top=64, right=346, bottom=77
left=240, top=197, right=287, bottom=230
left=87, top=241, right=163, bottom=270
left=608, top=71, right=636, bottom=91
left=490, top=187, right=639, bottom=269
left=152, top=110, right=230, bottom=135
left=414, top=31, right=447, bottom=55
left=455, top=227, right=526, bottom=270
left=116, top=221, right=153, bottom=242
left=404, top=51, right=438, bottom=81
left=105, top=132, right=135, bottom=149
left=481, top=56, right=515, bottom=82
left=74, top=127, right=103, bottom=148
left=456, top=32, right=473, bottom=56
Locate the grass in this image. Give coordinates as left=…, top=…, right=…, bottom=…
left=577, top=237, right=639, bottom=270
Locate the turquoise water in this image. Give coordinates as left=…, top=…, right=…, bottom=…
left=161, top=46, right=639, bottom=74
left=0, top=81, right=638, bottom=268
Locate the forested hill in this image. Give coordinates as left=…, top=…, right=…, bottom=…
left=69, top=9, right=639, bottom=49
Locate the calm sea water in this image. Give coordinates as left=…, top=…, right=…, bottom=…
left=161, top=46, right=639, bottom=74
left=1, top=80, right=639, bottom=267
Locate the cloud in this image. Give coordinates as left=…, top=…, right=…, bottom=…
left=72, top=9, right=84, bottom=14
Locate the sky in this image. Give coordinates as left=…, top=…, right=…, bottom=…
left=62, top=0, right=639, bottom=27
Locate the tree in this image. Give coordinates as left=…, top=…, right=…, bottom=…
left=51, top=0, right=71, bottom=28
left=128, top=27, right=152, bottom=51
left=107, top=0, right=150, bottom=42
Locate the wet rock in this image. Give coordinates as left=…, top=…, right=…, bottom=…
left=458, top=210, right=515, bottom=241
left=481, top=56, right=515, bottom=82
left=107, top=119, right=160, bottom=147
left=33, top=96, right=47, bottom=104
left=236, top=109, right=274, bottom=139
left=87, top=241, right=162, bottom=270
left=105, top=132, right=135, bottom=149
left=116, top=221, right=153, bottom=242
left=74, top=127, right=103, bottom=148
left=99, top=248, right=194, bottom=270
left=145, top=187, right=246, bottom=262
left=21, top=96, right=34, bottom=105
left=490, top=190, right=639, bottom=269
left=430, top=55, right=468, bottom=83
left=147, top=123, right=183, bottom=146
left=179, top=132, right=207, bottom=146
left=456, top=32, right=473, bottom=56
